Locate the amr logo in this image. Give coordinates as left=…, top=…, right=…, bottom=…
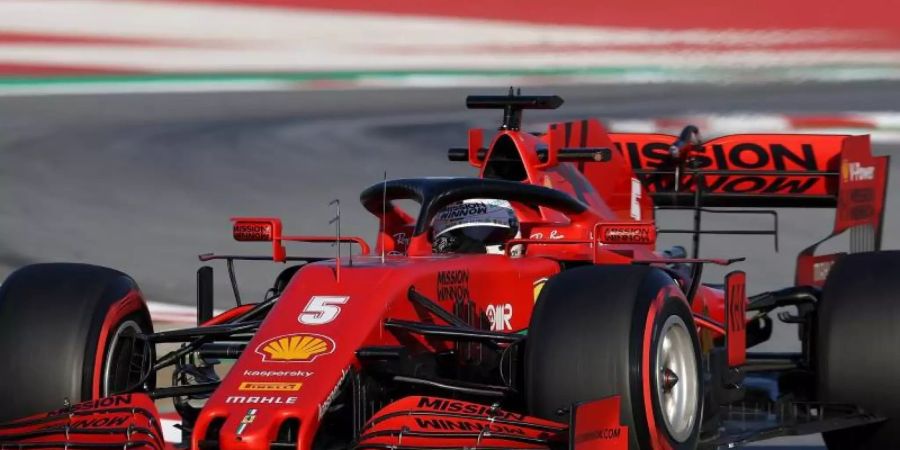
left=486, top=304, right=513, bottom=331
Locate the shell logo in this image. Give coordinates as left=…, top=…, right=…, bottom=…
left=255, top=333, right=335, bottom=363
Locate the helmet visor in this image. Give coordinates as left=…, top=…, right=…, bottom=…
left=447, top=224, right=517, bottom=246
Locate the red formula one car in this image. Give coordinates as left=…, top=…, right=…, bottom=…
left=1, top=92, right=898, bottom=450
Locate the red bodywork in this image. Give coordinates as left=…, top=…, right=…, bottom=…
left=0, top=108, right=889, bottom=450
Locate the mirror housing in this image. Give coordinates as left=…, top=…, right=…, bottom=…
left=597, top=222, right=657, bottom=245
left=231, top=217, right=286, bottom=262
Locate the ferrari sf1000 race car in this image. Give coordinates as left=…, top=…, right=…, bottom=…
left=1, top=92, right=898, bottom=450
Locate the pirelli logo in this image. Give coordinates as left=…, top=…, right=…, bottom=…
left=238, top=381, right=302, bottom=392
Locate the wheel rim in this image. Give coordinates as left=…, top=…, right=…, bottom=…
left=654, top=315, right=699, bottom=443
left=102, top=320, right=145, bottom=396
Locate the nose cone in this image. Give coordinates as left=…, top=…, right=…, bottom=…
left=206, top=404, right=303, bottom=450
left=214, top=407, right=272, bottom=450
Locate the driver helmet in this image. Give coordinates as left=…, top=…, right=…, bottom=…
left=432, top=199, right=519, bottom=254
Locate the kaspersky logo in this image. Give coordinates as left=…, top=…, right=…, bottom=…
left=842, top=160, right=875, bottom=182
left=255, top=333, right=335, bottom=362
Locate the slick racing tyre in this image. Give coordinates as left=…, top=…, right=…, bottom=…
left=0, top=263, right=154, bottom=422
left=526, top=265, right=702, bottom=450
left=817, top=251, right=900, bottom=449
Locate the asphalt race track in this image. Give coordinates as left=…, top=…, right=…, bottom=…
left=3, top=81, right=900, bottom=448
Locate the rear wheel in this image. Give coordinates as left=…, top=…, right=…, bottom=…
left=526, top=265, right=702, bottom=450
left=0, top=263, right=154, bottom=422
left=817, top=251, right=900, bottom=449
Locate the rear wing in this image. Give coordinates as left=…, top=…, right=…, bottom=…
left=607, top=132, right=890, bottom=285
left=448, top=94, right=890, bottom=286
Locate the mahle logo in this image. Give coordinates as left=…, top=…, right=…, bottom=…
left=255, top=333, right=335, bottom=362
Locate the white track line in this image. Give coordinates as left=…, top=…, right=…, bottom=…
left=0, top=80, right=303, bottom=97
left=3, top=47, right=900, bottom=72
left=605, top=113, right=900, bottom=144
left=0, top=1, right=855, bottom=45
left=0, top=0, right=891, bottom=73
left=147, top=300, right=216, bottom=324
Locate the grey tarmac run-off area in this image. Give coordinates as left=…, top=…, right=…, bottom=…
left=3, top=81, right=900, bottom=448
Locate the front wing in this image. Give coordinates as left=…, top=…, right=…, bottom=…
left=0, top=392, right=882, bottom=450
left=0, top=393, right=167, bottom=450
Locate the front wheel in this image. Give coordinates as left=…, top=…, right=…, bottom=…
left=526, top=265, right=702, bottom=450
left=0, top=263, right=154, bottom=422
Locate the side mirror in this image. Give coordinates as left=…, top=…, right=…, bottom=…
left=596, top=222, right=656, bottom=245
left=231, top=217, right=286, bottom=262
